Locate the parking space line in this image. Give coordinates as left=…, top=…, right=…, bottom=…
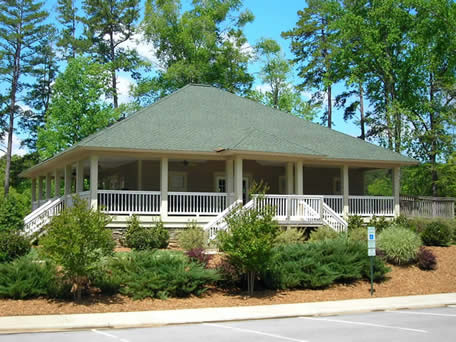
left=92, top=329, right=130, bottom=342
left=389, top=310, right=456, bottom=317
left=299, top=317, right=428, bottom=333
left=203, top=323, right=309, bottom=342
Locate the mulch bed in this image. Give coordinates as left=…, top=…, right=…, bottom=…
left=1, top=246, right=455, bottom=317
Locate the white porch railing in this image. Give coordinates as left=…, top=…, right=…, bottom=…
left=24, top=196, right=65, bottom=237
left=323, top=195, right=394, bottom=217
left=98, top=190, right=161, bottom=214
left=168, top=192, right=234, bottom=215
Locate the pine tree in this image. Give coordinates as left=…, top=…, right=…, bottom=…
left=0, top=0, right=49, bottom=195
left=82, top=0, right=141, bottom=109
left=56, top=0, right=82, bottom=59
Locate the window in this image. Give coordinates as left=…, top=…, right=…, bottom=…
left=333, top=177, right=341, bottom=195
left=169, top=172, right=187, bottom=191
left=215, top=177, right=226, bottom=193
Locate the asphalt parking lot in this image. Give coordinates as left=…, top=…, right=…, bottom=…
left=1, top=306, right=455, bottom=342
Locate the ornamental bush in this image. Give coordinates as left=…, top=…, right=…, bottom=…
left=348, top=226, right=367, bottom=242
left=263, top=238, right=390, bottom=290
left=369, top=216, right=390, bottom=232
left=416, top=247, right=437, bottom=271
left=108, top=250, right=219, bottom=299
left=185, top=248, right=212, bottom=267
left=39, top=197, right=115, bottom=300
left=0, top=189, right=29, bottom=232
left=308, top=226, right=339, bottom=242
left=217, top=201, right=279, bottom=295
left=274, top=228, right=305, bottom=246
left=377, top=225, right=422, bottom=265
left=421, top=221, right=452, bottom=246
left=124, top=216, right=169, bottom=250
left=0, top=230, right=31, bottom=263
left=0, top=255, right=61, bottom=299
left=178, top=222, right=208, bottom=250
left=347, top=215, right=364, bottom=230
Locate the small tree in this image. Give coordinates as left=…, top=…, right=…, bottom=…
left=217, top=199, right=278, bottom=296
left=40, top=196, right=115, bottom=300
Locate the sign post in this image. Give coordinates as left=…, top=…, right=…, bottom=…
left=367, top=226, right=376, bottom=296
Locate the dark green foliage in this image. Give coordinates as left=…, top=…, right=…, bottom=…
left=108, top=251, right=219, bottom=300
left=369, top=216, right=390, bottom=232
left=0, top=231, right=31, bottom=263
left=421, top=221, right=452, bottom=246
left=124, top=216, right=169, bottom=250
left=0, top=189, right=29, bottom=232
left=377, top=225, right=422, bottom=265
left=416, top=247, right=437, bottom=271
left=178, top=222, right=207, bottom=250
left=0, top=255, right=60, bottom=299
left=263, top=238, right=390, bottom=290
left=40, top=197, right=115, bottom=300
left=347, top=215, right=364, bottom=230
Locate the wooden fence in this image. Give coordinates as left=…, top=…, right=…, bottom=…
left=400, top=196, right=455, bottom=219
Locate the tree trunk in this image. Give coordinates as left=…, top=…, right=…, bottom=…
left=247, top=271, right=255, bottom=296
left=327, top=86, right=332, bottom=129
left=359, top=83, right=365, bottom=140
left=109, top=31, right=118, bottom=109
left=429, top=72, right=438, bottom=196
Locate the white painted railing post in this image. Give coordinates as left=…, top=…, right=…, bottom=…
left=64, top=164, right=72, bottom=207
left=76, top=160, right=84, bottom=193
left=286, top=196, right=291, bottom=220
left=234, top=157, right=243, bottom=202
left=393, top=166, right=400, bottom=217
left=226, top=159, right=234, bottom=202
left=160, top=157, right=168, bottom=218
left=286, top=162, right=294, bottom=194
left=295, top=161, right=303, bottom=195
left=90, top=155, right=98, bottom=209
left=341, top=165, right=349, bottom=219
left=54, top=169, right=61, bottom=198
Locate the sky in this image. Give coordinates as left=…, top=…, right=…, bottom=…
left=2, top=0, right=360, bottom=157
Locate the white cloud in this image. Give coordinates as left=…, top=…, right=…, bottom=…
left=0, top=134, right=27, bottom=157
left=117, top=32, right=165, bottom=71
left=117, top=76, right=134, bottom=105
left=255, top=83, right=271, bottom=93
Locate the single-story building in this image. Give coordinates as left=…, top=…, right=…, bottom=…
left=21, top=84, right=420, bottom=236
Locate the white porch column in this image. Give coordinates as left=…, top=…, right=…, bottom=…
left=31, top=178, right=36, bottom=209
left=90, top=156, right=98, bottom=209
left=137, top=160, right=143, bottom=190
left=45, top=173, right=52, bottom=200
left=54, top=169, right=61, bottom=198
left=341, top=165, right=349, bottom=218
left=38, top=176, right=44, bottom=206
left=393, top=166, right=401, bottom=217
left=76, top=160, right=84, bottom=193
left=286, top=162, right=294, bottom=194
left=160, top=157, right=168, bottom=218
left=234, top=157, right=243, bottom=202
left=294, top=161, right=303, bottom=195
left=225, top=159, right=234, bottom=194
left=64, top=164, right=72, bottom=205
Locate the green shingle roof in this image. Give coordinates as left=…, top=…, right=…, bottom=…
left=76, top=84, right=415, bottom=163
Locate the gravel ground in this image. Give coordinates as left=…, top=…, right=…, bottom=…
left=0, top=246, right=455, bottom=317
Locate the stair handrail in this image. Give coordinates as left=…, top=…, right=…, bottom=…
left=204, top=199, right=243, bottom=240
left=23, top=196, right=65, bottom=237
left=321, top=201, right=348, bottom=232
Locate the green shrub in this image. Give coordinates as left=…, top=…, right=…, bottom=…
left=0, top=189, right=29, bottom=232
left=124, top=216, right=169, bottom=250
left=274, top=228, right=305, bottom=246
left=0, top=255, right=61, bottom=299
left=0, top=231, right=31, bottom=263
left=108, top=250, right=219, bottom=299
left=421, top=221, right=452, bottom=246
left=377, top=225, right=422, bottom=265
left=40, top=197, right=115, bottom=300
left=308, top=226, right=339, bottom=242
left=348, top=226, right=367, bottom=242
left=217, top=201, right=278, bottom=295
left=369, top=216, right=390, bottom=232
left=263, top=238, right=390, bottom=290
left=178, top=221, right=207, bottom=250
left=348, top=215, right=364, bottom=230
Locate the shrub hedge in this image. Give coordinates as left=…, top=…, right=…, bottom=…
left=263, top=238, right=390, bottom=290
left=308, top=226, right=339, bottom=242
left=416, top=247, right=437, bottom=271
left=124, top=216, right=169, bottom=250
left=274, top=228, right=305, bottom=246
left=0, top=231, right=31, bottom=263
left=421, top=221, right=451, bottom=246
left=178, top=222, right=208, bottom=251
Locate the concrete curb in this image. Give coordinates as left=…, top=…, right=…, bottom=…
left=1, top=293, right=456, bottom=334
